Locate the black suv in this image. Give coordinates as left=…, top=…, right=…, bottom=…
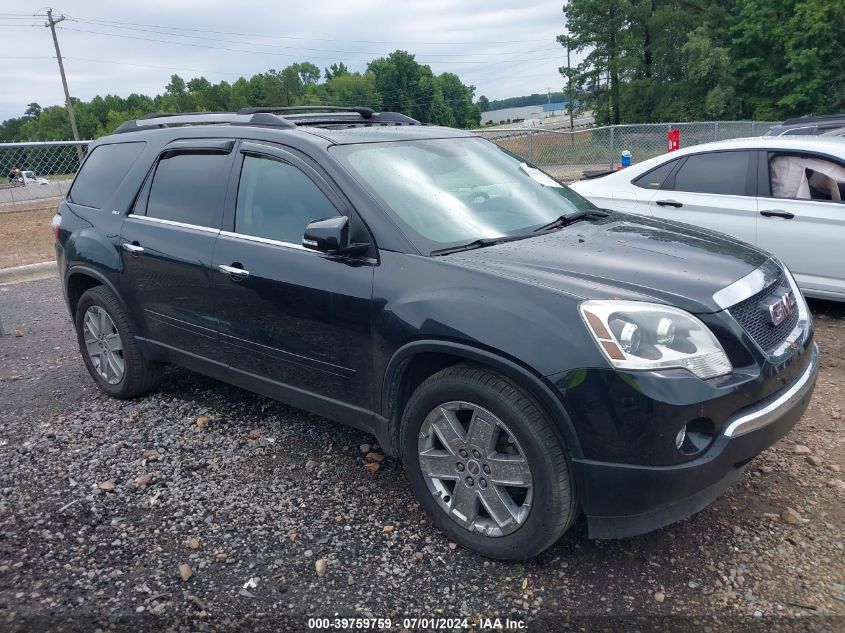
left=54, top=107, right=819, bottom=560
left=765, top=113, right=845, bottom=137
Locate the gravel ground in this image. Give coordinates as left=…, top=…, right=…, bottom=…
left=1, top=278, right=843, bottom=633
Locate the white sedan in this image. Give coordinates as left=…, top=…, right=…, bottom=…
left=569, top=136, right=845, bottom=302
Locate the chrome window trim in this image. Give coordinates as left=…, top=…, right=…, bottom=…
left=723, top=343, right=819, bottom=438
left=713, top=258, right=782, bottom=309
left=126, top=214, right=220, bottom=234
left=219, top=230, right=307, bottom=251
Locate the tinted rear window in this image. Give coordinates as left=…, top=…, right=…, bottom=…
left=145, top=153, right=230, bottom=229
left=671, top=151, right=751, bottom=196
left=632, top=159, right=678, bottom=189
left=69, top=142, right=145, bottom=208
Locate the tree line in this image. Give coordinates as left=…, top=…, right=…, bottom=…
left=560, top=0, right=845, bottom=125
left=0, top=50, right=481, bottom=142
left=479, top=92, right=571, bottom=113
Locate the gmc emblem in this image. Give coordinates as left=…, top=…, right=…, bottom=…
left=762, top=291, right=797, bottom=326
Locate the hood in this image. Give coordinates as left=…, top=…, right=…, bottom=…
left=444, top=213, right=769, bottom=314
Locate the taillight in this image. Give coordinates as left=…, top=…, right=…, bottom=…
left=51, top=213, right=61, bottom=241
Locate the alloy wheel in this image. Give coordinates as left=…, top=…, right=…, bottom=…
left=417, top=401, right=533, bottom=537
left=82, top=306, right=125, bottom=385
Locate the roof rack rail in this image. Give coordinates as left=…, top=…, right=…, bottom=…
left=112, top=106, right=421, bottom=134
left=237, top=105, right=375, bottom=118
left=139, top=111, right=216, bottom=120
left=113, top=112, right=295, bottom=134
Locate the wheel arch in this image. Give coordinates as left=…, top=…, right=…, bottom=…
left=380, top=340, right=584, bottom=460
left=65, top=266, right=125, bottom=321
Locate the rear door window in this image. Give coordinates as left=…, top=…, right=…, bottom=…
left=769, top=154, right=845, bottom=201
left=670, top=151, right=752, bottom=196
left=69, top=142, right=145, bottom=208
left=235, top=154, right=340, bottom=244
left=632, top=159, right=678, bottom=190
left=145, top=153, right=230, bottom=229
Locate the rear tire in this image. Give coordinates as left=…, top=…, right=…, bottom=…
left=75, top=285, right=162, bottom=399
left=400, top=364, right=577, bottom=560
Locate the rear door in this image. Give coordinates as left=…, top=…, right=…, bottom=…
left=756, top=150, right=845, bottom=297
left=646, top=149, right=758, bottom=245
left=119, top=140, right=235, bottom=360
left=211, top=141, right=376, bottom=412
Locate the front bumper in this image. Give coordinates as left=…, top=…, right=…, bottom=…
left=574, top=343, right=819, bottom=539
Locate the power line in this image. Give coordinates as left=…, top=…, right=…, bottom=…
left=51, top=14, right=554, bottom=46
left=63, top=57, right=247, bottom=77
left=56, top=25, right=564, bottom=65
left=62, top=18, right=556, bottom=59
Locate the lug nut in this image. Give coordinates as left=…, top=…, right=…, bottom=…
left=479, top=478, right=487, bottom=488
left=456, top=462, right=465, bottom=472
left=483, top=464, right=491, bottom=474
left=472, top=449, right=481, bottom=459
left=459, top=449, right=468, bottom=458
left=465, top=476, right=474, bottom=486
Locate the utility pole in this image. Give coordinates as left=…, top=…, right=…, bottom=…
left=45, top=9, right=84, bottom=162
left=566, top=43, right=573, bottom=131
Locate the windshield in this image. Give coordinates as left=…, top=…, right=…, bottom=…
left=23, top=171, right=35, bottom=178
left=331, top=137, right=595, bottom=254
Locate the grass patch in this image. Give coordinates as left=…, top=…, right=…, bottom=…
left=0, top=207, right=56, bottom=268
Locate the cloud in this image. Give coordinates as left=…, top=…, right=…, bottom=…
left=1, top=0, right=576, bottom=121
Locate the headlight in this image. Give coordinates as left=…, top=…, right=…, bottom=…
left=580, top=300, right=732, bottom=379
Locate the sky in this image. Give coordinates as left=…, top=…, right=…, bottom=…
left=0, top=1, right=578, bottom=122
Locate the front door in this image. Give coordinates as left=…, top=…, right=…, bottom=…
left=119, top=140, right=235, bottom=360
left=211, top=142, right=375, bottom=413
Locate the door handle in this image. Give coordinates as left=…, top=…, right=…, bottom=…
left=760, top=209, right=795, bottom=219
left=218, top=264, right=250, bottom=280
left=655, top=199, right=683, bottom=208
left=122, top=242, right=144, bottom=256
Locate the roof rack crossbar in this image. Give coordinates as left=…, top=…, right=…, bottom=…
left=279, top=111, right=420, bottom=127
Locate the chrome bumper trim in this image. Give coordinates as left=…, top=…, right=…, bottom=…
left=723, top=343, right=819, bottom=438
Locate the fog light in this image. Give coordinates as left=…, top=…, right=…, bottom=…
left=676, top=418, right=716, bottom=455
left=675, top=427, right=686, bottom=449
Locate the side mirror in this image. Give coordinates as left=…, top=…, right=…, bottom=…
left=302, top=216, right=368, bottom=255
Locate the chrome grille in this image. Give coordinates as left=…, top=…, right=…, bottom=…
left=728, top=275, right=800, bottom=353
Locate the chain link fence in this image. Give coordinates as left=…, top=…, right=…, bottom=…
left=477, top=121, right=777, bottom=183
left=1, top=141, right=89, bottom=213
left=0, top=121, right=776, bottom=212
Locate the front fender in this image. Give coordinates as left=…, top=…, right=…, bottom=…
left=381, top=339, right=585, bottom=460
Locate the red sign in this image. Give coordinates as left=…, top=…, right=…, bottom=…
left=668, top=129, right=680, bottom=152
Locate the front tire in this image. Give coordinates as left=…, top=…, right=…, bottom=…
left=75, top=285, right=162, bottom=399
left=400, top=365, right=577, bottom=560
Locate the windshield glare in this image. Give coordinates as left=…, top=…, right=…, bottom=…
left=332, top=137, right=595, bottom=253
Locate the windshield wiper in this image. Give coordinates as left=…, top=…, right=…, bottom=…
left=532, top=208, right=609, bottom=232
left=431, top=235, right=521, bottom=256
